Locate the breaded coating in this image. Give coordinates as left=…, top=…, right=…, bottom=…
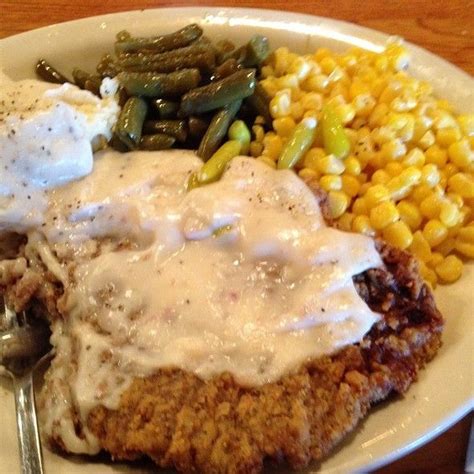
left=85, top=243, right=443, bottom=473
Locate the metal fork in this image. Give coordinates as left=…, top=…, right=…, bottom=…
left=0, top=297, right=51, bottom=474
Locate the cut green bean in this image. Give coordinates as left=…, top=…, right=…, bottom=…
left=121, top=51, right=215, bottom=74
left=179, top=69, right=256, bottom=116
left=215, top=39, right=235, bottom=64
left=143, top=120, right=188, bottom=142
left=188, top=116, right=210, bottom=139
left=116, top=97, right=148, bottom=149
left=72, top=68, right=93, bottom=88
left=245, top=82, right=272, bottom=125
left=118, top=69, right=201, bottom=97
left=241, top=35, right=270, bottom=67
left=321, top=105, right=351, bottom=159
left=151, top=99, right=179, bottom=119
left=115, top=23, right=203, bottom=54
left=116, top=30, right=131, bottom=42
left=84, top=77, right=102, bottom=96
left=96, top=54, right=121, bottom=78
left=277, top=117, right=317, bottom=169
left=35, top=59, right=69, bottom=84
left=139, top=134, right=176, bottom=150
left=211, top=58, right=240, bottom=81
left=117, top=42, right=210, bottom=68
left=196, top=140, right=242, bottom=184
left=228, top=120, right=251, bottom=155
left=197, top=100, right=241, bottom=161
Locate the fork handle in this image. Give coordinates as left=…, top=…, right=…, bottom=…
left=13, top=373, right=45, bottom=474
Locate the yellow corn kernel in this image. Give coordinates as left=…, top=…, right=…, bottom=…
left=420, top=163, right=440, bottom=188
left=328, top=191, right=350, bottom=218
left=457, top=114, right=474, bottom=137
left=273, top=117, right=296, bottom=137
left=352, top=93, right=376, bottom=117
left=303, top=147, right=326, bottom=171
left=457, top=226, right=474, bottom=243
left=369, top=201, right=400, bottom=230
left=257, top=156, right=277, bottom=168
left=418, top=130, right=436, bottom=150
left=349, top=80, right=370, bottom=100
left=439, top=200, right=461, bottom=228
left=381, top=139, right=407, bottom=161
left=359, top=173, right=368, bottom=184
left=290, top=102, right=304, bottom=121
left=269, top=89, right=291, bottom=118
left=385, top=162, right=404, bottom=177
left=337, top=212, right=355, bottom=231
left=352, top=197, right=368, bottom=215
left=371, top=169, right=391, bottom=185
left=379, top=81, right=402, bottom=104
left=397, top=200, right=422, bottom=231
left=275, top=73, right=299, bottom=90
left=431, top=109, right=458, bottom=130
left=298, top=167, right=318, bottom=179
left=434, top=237, right=456, bottom=256
left=341, top=175, right=361, bottom=197
left=300, top=92, right=323, bottom=112
left=386, top=177, right=412, bottom=201
left=382, top=220, right=413, bottom=249
left=252, top=124, right=265, bottom=143
left=260, top=65, right=274, bottom=78
left=262, top=134, right=283, bottom=160
left=448, top=139, right=473, bottom=168
left=288, top=56, right=312, bottom=81
left=358, top=182, right=371, bottom=196
left=411, top=184, right=433, bottom=204
left=444, top=164, right=459, bottom=180
left=364, top=184, right=390, bottom=208
left=448, top=173, right=474, bottom=198
left=429, top=252, right=444, bottom=267
left=250, top=141, right=263, bottom=157
left=455, top=241, right=474, bottom=258
left=425, top=145, right=448, bottom=167
left=352, top=215, right=375, bottom=236
left=446, top=192, right=463, bottom=208
left=410, top=231, right=432, bottom=262
left=369, top=103, right=390, bottom=128
left=413, top=115, right=433, bottom=142
left=320, top=175, right=342, bottom=191
left=437, top=127, right=462, bottom=148
left=316, top=154, right=345, bottom=175
left=420, top=193, right=443, bottom=219
left=402, top=148, right=425, bottom=168
left=434, top=255, right=463, bottom=283
left=400, top=167, right=422, bottom=185
left=319, top=56, right=338, bottom=74
left=304, top=74, right=329, bottom=92
left=344, top=156, right=361, bottom=176
left=422, top=219, right=448, bottom=247
left=419, top=261, right=438, bottom=288
left=260, top=78, right=278, bottom=98
left=334, top=103, right=356, bottom=125
left=371, top=126, right=396, bottom=145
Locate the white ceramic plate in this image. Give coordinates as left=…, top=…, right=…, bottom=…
left=0, top=7, right=473, bottom=474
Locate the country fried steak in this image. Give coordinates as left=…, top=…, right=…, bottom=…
left=0, top=184, right=443, bottom=474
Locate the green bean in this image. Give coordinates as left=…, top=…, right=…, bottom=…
left=72, top=68, right=93, bottom=88
left=151, top=99, right=179, bottom=119
left=179, top=69, right=256, bottom=116
left=121, top=51, right=215, bottom=74
left=228, top=120, right=251, bottom=155
left=117, top=42, right=210, bottom=68
left=116, top=30, right=131, bottom=42
left=215, top=39, right=235, bottom=64
left=196, top=140, right=242, bottom=184
left=139, top=134, right=176, bottom=150
left=143, top=120, right=188, bottom=142
left=241, top=35, right=270, bottom=67
left=116, top=97, right=148, bottom=149
left=35, top=59, right=69, bottom=84
left=110, top=133, right=129, bottom=152
left=197, top=100, right=241, bottom=161
left=245, top=82, right=272, bottom=125
left=115, top=24, right=203, bottom=54
left=96, top=54, right=121, bottom=78
left=277, top=117, right=317, bottom=170
left=321, top=105, right=351, bottom=159
left=84, top=77, right=102, bottom=96
left=211, top=58, right=240, bottom=81
left=188, top=116, right=210, bottom=139
left=118, top=69, right=201, bottom=97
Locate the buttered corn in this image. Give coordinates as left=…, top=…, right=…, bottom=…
left=252, top=40, right=473, bottom=285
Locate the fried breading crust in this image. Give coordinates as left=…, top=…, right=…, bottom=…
left=85, top=243, right=443, bottom=473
